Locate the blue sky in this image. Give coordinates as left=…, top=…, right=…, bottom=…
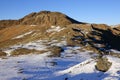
left=0, top=0, right=120, bottom=25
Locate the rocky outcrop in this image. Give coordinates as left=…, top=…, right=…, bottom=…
left=91, top=24, right=120, bottom=50
left=69, top=24, right=120, bottom=55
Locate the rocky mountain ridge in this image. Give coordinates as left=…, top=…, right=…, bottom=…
left=0, top=11, right=120, bottom=55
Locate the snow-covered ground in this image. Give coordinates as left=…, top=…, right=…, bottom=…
left=3, top=40, right=67, bottom=56
left=55, top=56, right=120, bottom=80
left=1, top=40, right=120, bottom=80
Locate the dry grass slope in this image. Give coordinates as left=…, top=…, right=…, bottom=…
left=10, top=48, right=45, bottom=56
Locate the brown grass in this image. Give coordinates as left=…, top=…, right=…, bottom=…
left=0, top=51, right=7, bottom=57
left=0, top=25, right=35, bottom=42
left=10, top=48, right=46, bottom=56
left=0, top=25, right=50, bottom=48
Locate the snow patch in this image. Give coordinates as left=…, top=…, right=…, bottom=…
left=13, top=31, right=33, bottom=39
left=46, top=26, right=65, bottom=32
left=3, top=40, right=48, bottom=55
left=3, top=40, right=67, bottom=56
left=110, top=49, right=120, bottom=54
left=0, top=53, right=50, bottom=80
left=30, top=25, right=36, bottom=26
left=50, top=40, right=67, bottom=46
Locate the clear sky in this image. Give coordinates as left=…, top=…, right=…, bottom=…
left=0, top=0, right=120, bottom=25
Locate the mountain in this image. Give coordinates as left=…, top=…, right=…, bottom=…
left=0, top=10, right=120, bottom=64
left=0, top=11, right=83, bottom=30
left=19, top=11, right=83, bottom=25
left=0, top=11, right=120, bottom=80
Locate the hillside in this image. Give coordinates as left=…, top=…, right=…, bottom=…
left=0, top=11, right=82, bottom=30
left=0, top=11, right=120, bottom=80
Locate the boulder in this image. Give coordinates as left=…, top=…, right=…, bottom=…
left=95, top=57, right=112, bottom=72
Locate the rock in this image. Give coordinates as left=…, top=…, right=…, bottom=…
left=95, top=57, right=112, bottom=72
left=92, top=24, right=110, bottom=30
left=0, top=51, right=7, bottom=57
left=49, top=46, right=64, bottom=57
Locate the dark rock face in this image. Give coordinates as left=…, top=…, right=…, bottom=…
left=91, top=24, right=120, bottom=51
left=70, top=24, right=120, bottom=55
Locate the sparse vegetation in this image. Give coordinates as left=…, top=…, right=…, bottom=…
left=10, top=48, right=45, bottom=56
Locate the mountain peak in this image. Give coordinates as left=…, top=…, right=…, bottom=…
left=0, top=11, right=84, bottom=29
left=20, top=10, right=82, bottom=26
